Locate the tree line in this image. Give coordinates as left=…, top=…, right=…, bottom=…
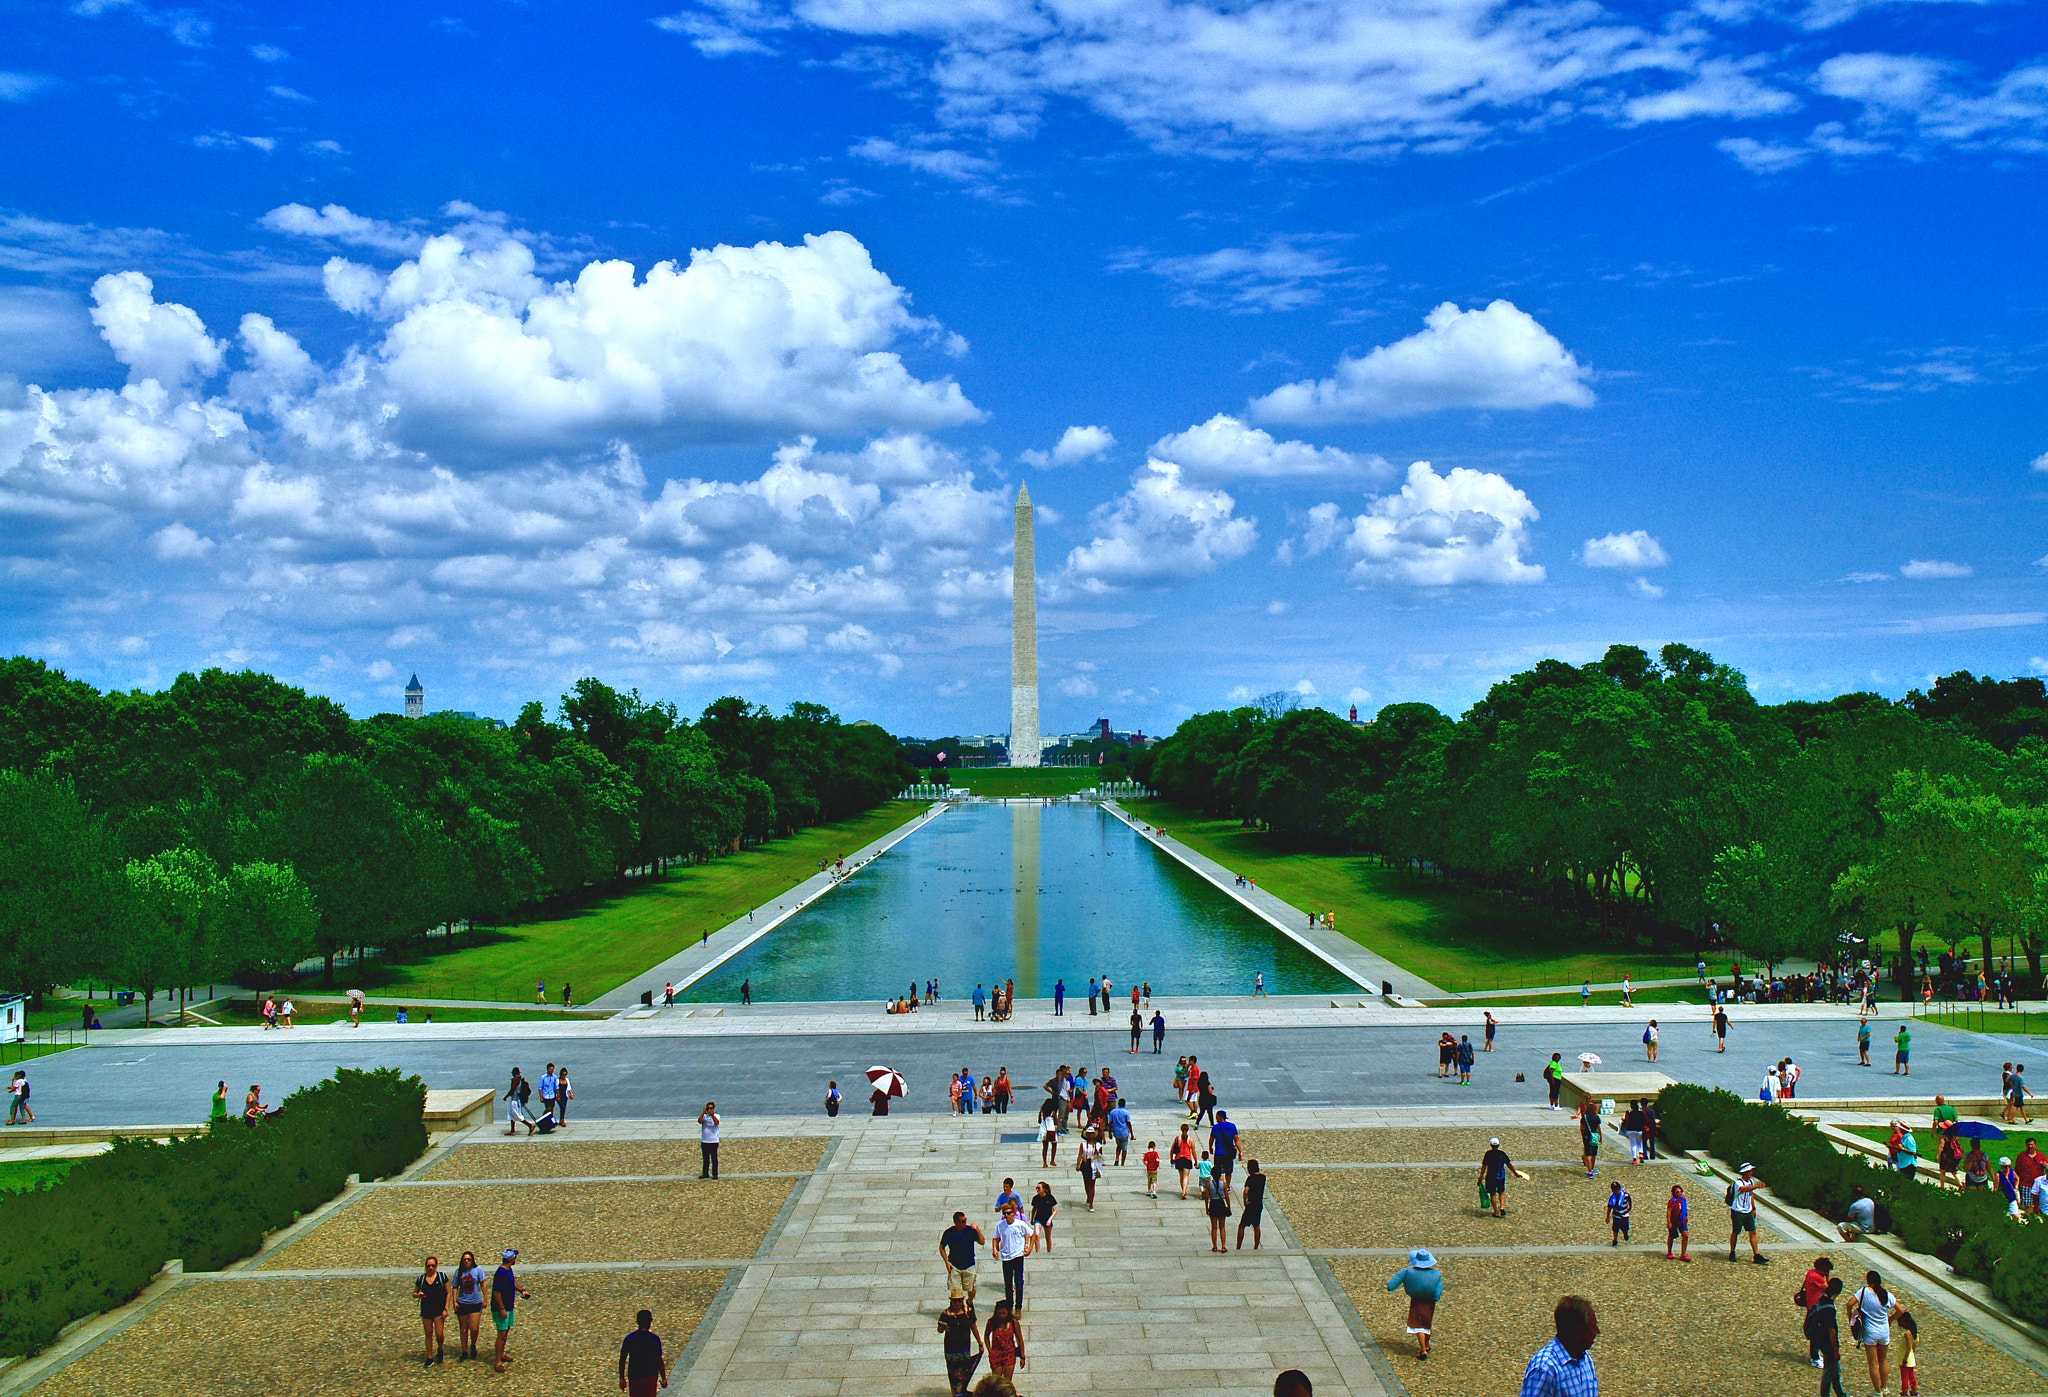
left=1136, top=646, right=2048, bottom=992
left=0, top=659, right=910, bottom=1011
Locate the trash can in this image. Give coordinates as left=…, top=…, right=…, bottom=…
left=641, top=990, right=653, bottom=1008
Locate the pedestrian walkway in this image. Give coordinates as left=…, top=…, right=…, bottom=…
left=591, top=803, right=950, bottom=1011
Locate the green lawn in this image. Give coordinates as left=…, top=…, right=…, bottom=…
left=1914, top=1007, right=2048, bottom=1037
left=1125, top=799, right=1701, bottom=994
left=1424, top=985, right=1711, bottom=1009
left=0, top=1041, right=80, bottom=1066
left=349, top=802, right=925, bottom=1003
left=949, top=769, right=1113, bottom=798
left=0, top=1158, right=77, bottom=1193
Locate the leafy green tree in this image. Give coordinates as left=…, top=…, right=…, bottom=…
left=222, top=860, right=319, bottom=988
left=0, top=773, right=120, bottom=1000
left=118, top=846, right=226, bottom=1022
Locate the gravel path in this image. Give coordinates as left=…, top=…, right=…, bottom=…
left=420, top=1137, right=825, bottom=1180
left=258, top=1178, right=794, bottom=1270
left=1333, top=1252, right=2048, bottom=1396
left=34, top=1270, right=727, bottom=1397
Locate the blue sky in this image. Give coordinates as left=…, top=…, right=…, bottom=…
left=0, top=0, right=2043, bottom=736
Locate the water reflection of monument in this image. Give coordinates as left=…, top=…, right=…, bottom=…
left=1011, top=802, right=1039, bottom=995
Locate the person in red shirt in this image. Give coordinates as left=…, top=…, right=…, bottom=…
left=1142, top=1141, right=1161, bottom=1198
left=2016, top=1138, right=2047, bottom=1211
left=1802, top=1258, right=1835, bottom=1367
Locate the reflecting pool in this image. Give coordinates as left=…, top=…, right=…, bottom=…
left=682, top=801, right=1357, bottom=1002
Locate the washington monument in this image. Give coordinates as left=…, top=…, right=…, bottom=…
left=1011, top=483, right=1039, bottom=768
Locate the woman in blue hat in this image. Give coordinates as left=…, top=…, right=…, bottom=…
left=1386, top=1249, right=1443, bottom=1361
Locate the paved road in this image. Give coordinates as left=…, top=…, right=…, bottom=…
left=13, top=1015, right=2022, bottom=1127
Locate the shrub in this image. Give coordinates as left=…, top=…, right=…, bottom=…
left=1991, top=1224, right=2048, bottom=1325
left=1656, top=1083, right=1744, bottom=1150
left=0, top=1067, right=425, bottom=1357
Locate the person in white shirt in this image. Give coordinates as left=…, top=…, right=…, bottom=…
left=992, top=1200, right=1035, bottom=1313
left=1728, top=1162, right=1765, bottom=1263
left=698, top=1102, right=720, bottom=1179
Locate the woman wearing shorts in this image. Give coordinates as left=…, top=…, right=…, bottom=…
left=413, top=1255, right=449, bottom=1367
left=1204, top=1166, right=1232, bottom=1251
left=1172, top=1124, right=1196, bottom=1198
left=1854, top=1270, right=1894, bottom=1394
left=452, top=1251, right=486, bottom=1360
left=1030, top=1181, right=1058, bottom=1252
left=1077, top=1130, right=1101, bottom=1211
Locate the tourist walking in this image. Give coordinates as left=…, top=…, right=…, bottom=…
left=1895, top=1298, right=1919, bottom=1396
left=1077, top=1130, right=1101, bottom=1210
left=453, top=1250, right=486, bottom=1360
left=994, top=1067, right=1011, bottom=1114
left=825, top=1080, right=840, bottom=1116
left=1644, top=1019, right=1659, bottom=1062
left=1853, top=1270, right=1894, bottom=1394
left=1108, top=1098, right=1132, bottom=1165
left=1518, top=1295, right=1600, bottom=1396
left=1152, top=1009, right=1166, bottom=1052
left=993, top=1196, right=1033, bottom=1313
left=1204, top=1162, right=1232, bottom=1251
left=490, top=1249, right=529, bottom=1373
left=938, top=1287, right=984, bottom=1396
left=1211, top=1110, right=1241, bottom=1192
left=1385, top=1249, right=1442, bottom=1361
left=1457, top=1035, right=1474, bottom=1084
left=1143, top=1140, right=1160, bottom=1197
left=1130, top=1008, right=1143, bottom=1054
left=2008, top=1063, right=2034, bottom=1124
left=1579, top=1103, right=1601, bottom=1177
left=414, top=1254, right=449, bottom=1367
left=1893, top=1024, right=1911, bottom=1075
left=1480, top=1137, right=1528, bottom=1217
left=1858, top=1016, right=1872, bottom=1066
left=504, top=1068, right=535, bottom=1136
left=740, top=978, right=751, bottom=1006
left=1803, top=1257, right=1835, bottom=1367
left=1665, top=1184, right=1689, bottom=1260
left=1809, top=1278, right=1846, bottom=1397
left=698, top=1102, right=720, bottom=1178
left=1237, top=1159, right=1267, bottom=1249
left=538, top=1063, right=558, bottom=1122
left=1254, top=971, right=1266, bottom=996
left=1544, top=1053, right=1565, bottom=1110
left=1728, top=1161, right=1766, bottom=1263
left=940, top=1209, right=984, bottom=1302
left=618, top=1309, right=669, bottom=1397
left=1172, top=1125, right=1196, bottom=1198
left=1606, top=1181, right=1632, bottom=1245
left=1037, top=1107, right=1058, bottom=1166
left=1484, top=1011, right=1497, bottom=1051
left=554, top=1067, right=572, bottom=1126
left=984, top=1299, right=1025, bottom=1382
left=1714, top=1004, right=1729, bottom=1053
left=1029, top=1180, right=1058, bottom=1251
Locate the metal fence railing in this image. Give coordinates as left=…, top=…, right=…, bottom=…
left=1913, top=1003, right=2039, bottom=1036
left=3, top=1026, right=87, bottom=1064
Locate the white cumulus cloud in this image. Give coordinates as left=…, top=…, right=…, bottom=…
left=1151, top=414, right=1385, bottom=486
left=262, top=202, right=427, bottom=254
left=1248, top=300, right=1593, bottom=424
left=1021, top=424, right=1115, bottom=468
left=1064, top=459, right=1257, bottom=589
left=89, top=271, right=226, bottom=387
left=1338, top=461, right=1544, bottom=587
left=1581, top=529, right=1669, bottom=570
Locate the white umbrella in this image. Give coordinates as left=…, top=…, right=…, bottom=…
left=1577, top=1052, right=1602, bottom=1069
left=866, top=1066, right=908, bottom=1098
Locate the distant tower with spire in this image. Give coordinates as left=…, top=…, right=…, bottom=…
left=404, top=673, right=424, bottom=719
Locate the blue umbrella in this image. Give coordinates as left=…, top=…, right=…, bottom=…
left=1952, top=1121, right=2006, bottom=1141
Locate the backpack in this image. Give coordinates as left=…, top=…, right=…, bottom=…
left=1725, top=1182, right=1737, bottom=1206
left=1643, top=1027, right=1653, bottom=1044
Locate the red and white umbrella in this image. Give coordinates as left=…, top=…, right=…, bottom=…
left=866, top=1066, right=908, bottom=1098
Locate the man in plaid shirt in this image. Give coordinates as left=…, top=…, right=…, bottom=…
left=1520, top=1295, right=1600, bottom=1397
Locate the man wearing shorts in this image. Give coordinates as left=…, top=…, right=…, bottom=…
left=1728, top=1163, right=1766, bottom=1264
left=939, top=1210, right=983, bottom=1302
left=1893, top=1025, right=1911, bottom=1075
left=1479, top=1138, right=1514, bottom=1218
left=490, top=1249, right=529, bottom=1372
left=1237, top=1159, right=1267, bottom=1250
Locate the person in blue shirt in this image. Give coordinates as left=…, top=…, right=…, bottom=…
left=1087, top=977, right=1099, bottom=1015
left=1151, top=1010, right=1166, bottom=1052
left=972, top=984, right=986, bottom=1021
left=1107, top=1099, right=1133, bottom=1165
left=1210, top=1111, right=1241, bottom=1191
left=1053, top=979, right=1064, bottom=1016
left=1520, top=1295, right=1600, bottom=1396
left=1386, top=1248, right=1443, bottom=1361
left=994, top=1177, right=1023, bottom=1217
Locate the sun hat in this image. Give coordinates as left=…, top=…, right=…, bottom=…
left=1489, top=1137, right=1501, bottom=1147
left=949, top=1287, right=966, bottom=1299
left=1739, top=1162, right=1755, bottom=1173
left=502, top=1249, right=518, bottom=1260
left=1409, top=1248, right=1438, bottom=1269
left=2001, top=1156, right=2013, bottom=1166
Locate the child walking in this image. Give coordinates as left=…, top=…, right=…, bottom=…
left=1606, top=1181, right=1632, bottom=1246
left=1665, top=1184, right=1689, bottom=1261
left=1896, top=1300, right=1919, bottom=1395
left=1143, top=1140, right=1160, bottom=1198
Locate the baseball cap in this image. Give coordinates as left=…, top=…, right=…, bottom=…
left=1489, top=1137, right=1501, bottom=1147
left=502, top=1249, right=518, bottom=1260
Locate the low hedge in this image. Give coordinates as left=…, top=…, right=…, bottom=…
left=1654, top=1082, right=2047, bottom=1323
left=0, top=1067, right=426, bottom=1357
